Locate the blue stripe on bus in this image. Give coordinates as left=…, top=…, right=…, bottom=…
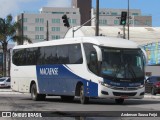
left=36, top=65, right=98, bottom=97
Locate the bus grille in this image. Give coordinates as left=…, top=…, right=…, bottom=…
left=111, top=87, right=138, bottom=91
left=113, top=92, right=137, bottom=96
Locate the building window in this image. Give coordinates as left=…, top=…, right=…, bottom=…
left=24, top=35, right=28, bottom=38
left=111, top=12, right=118, bottom=16
left=35, top=35, right=44, bottom=40
left=23, top=18, right=27, bottom=22
left=40, top=18, right=44, bottom=23
left=52, top=27, right=60, bottom=31
left=114, top=20, right=119, bottom=25
left=40, top=27, right=44, bottom=31
left=72, top=19, right=77, bottom=24
left=52, top=19, right=60, bottom=23
left=23, top=26, right=27, bottom=31
left=99, top=19, right=107, bottom=25
left=35, top=27, right=44, bottom=31
left=35, top=35, right=39, bottom=40
left=68, top=19, right=77, bottom=24
left=145, top=20, right=151, bottom=26
left=103, top=20, right=107, bottom=25
left=132, top=13, right=139, bottom=16
left=134, top=20, right=139, bottom=25
left=129, top=20, right=133, bottom=24
left=52, top=12, right=64, bottom=14
left=52, top=35, right=60, bottom=40
left=40, top=35, right=44, bottom=39
left=35, top=27, right=39, bottom=31
left=35, top=18, right=39, bottom=23
left=35, top=18, right=44, bottom=23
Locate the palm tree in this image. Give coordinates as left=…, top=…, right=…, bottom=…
left=0, top=14, right=32, bottom=76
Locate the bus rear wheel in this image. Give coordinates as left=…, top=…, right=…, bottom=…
left=80, top=85, right=89, bottom=104
left=115, top=98, right=124, bottom=104
left=31, top=83, right=46, bottom=101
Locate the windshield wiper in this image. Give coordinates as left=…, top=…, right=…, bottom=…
left=112, top=64, right=121, bottom=81
left=127, top=64, right=136, bottom=81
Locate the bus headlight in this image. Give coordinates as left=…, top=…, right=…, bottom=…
left=99, top=81, right=110, bottom=87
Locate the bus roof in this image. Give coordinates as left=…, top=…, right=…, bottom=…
left=13, top=36, right=139, bottom=49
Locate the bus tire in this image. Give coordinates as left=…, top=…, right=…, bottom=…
left=115, top=98, right=124, bottom=104
left=61, top=96, right=74, bottom=102
left=80, top=85, right=89, bottom=104
left=31, top=83, right=46, bottom=101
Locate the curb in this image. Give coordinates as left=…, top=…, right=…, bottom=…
left=144, top=94, right=160, bottom=99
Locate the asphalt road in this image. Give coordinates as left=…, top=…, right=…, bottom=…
left=0, top=89, right=160, bottom=120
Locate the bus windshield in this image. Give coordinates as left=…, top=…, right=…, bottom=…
left=101, top=47, right=144, bottom=81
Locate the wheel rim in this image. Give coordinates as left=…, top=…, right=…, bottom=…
left=80, top=87, right=84, bottom=101
left=31, top=85, right=37, bottom=99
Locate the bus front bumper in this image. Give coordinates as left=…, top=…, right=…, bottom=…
left=98, top=85, right=145, bottom=99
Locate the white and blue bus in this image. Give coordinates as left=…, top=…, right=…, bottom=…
left=11, top=37, right=146, bottom=104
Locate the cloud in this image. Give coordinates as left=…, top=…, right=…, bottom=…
left=0, top=0, right=72, bottom=18
left=0, top=0, right=19, bottom=17
left=0, top=0, right=40, bottom=18
left=46, top=0, right=71, bottom=7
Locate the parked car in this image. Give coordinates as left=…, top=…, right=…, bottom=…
left=145, top=76, right=160, bottom=95
left=0, top=77, right=10, bottom=88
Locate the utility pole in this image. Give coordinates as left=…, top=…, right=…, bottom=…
left=123, top=25, right=126, bottom=39
left=128, top=0, right=130, bottom=40
left=46, top=20, right=49, bottom=41
left=95, top=0, right=99, bottom=36
left=21, top=13, right=24, bottom=44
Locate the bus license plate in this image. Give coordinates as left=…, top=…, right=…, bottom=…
left=120, top=95, right=128, bottom=99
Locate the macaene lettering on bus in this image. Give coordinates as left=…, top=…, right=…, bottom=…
left=40, top=68, right=58, bottom=75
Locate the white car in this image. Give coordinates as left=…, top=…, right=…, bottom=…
left=0, top=77, right=10, bottom=88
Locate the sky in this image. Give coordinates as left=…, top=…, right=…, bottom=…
left=0, top=0, right=160, bottom=27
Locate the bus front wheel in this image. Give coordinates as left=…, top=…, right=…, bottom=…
left=31, top=83, right=46, bottom=101
left=80, top=85, right=89, bottom=104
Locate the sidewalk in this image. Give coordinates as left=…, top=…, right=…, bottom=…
left=0, top=88, right=23, bottom=94
left=144, top=93, right=160, bottom=99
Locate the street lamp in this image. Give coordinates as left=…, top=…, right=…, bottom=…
left=95, top=0, right=99, bottom=36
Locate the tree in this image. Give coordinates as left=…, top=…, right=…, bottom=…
left=0, top=14, right=32, bottom=76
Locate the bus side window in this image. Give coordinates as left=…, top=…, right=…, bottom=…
left=57, top=45, right=69, bottom=64
left=89, top=51, right=98, bottom=75
left=12, top=49, right=26, bottom=66
left=83, top=43, right=98, bottom=75
left=69, top=44, right=83, bottom=64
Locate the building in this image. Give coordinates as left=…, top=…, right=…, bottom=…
left=72, top=0, right=91, bottom=26
left=16, top=7, right=80, bottom=43
left=91, top=8, right=152, bottom=27
left=16, top=6, right=152, bottom=43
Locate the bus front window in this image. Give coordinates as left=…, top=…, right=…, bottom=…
left=101, top=47, right=144, bottom=81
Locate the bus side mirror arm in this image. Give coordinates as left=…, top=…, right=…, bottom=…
left=93, top=45, right=102, bottom=75
left=93, top=45, right=102, bottom=61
